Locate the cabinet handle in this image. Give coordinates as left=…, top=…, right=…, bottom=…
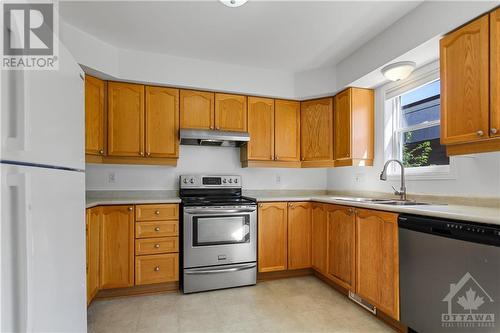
left=216, top=126, right=220, bottom=130
left=348, top=208, right=354, bottom=215
left=154, top=244, right=160, bottom=249
left=147, top=152, right=151, bottom=157
left=210, top=126, right=214, bottom=130
left=139, top=151, right=144, bottom=156
left=258, top=204, right=263, bottom=208
left=154, top=266, right=160, bottom=272
left=99, top=149, right=104, bottom=155
left=477, top=130, right=484, bottom=137
left=128, top=207, right=133, bottom=211
left=155, top=210, right=160, bottom=215
left=491, top=128, right=498, bottom=135
left=275, top=155, right=279, bottom=160
left=154, top=227, right=160, bottom=231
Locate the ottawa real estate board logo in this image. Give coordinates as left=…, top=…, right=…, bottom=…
left=1, top=1, right=58, bottom=70
left=442, top=272, right=495, bottom=330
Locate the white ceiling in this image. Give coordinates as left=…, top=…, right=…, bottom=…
left=60, top=1, right=422, bottom=73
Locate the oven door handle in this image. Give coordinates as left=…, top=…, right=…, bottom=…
left=184, top=263, right=256, bottom=275
left=184, top=208, right=256, bottom=214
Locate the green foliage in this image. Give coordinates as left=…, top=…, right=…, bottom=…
left=402, top=132, right=432, bottom=167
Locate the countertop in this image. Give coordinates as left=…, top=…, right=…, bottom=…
left=86, top=190, right=500, bottom=226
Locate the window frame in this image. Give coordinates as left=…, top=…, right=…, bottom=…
left=382, top=61, right=456, bottom=180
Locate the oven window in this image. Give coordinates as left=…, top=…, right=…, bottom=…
left=193, top=215, right=250, bottom=246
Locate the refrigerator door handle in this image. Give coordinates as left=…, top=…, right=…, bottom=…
left=2, top=69, right=28, bottom=153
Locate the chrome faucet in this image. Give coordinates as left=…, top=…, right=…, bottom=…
left=380, top=159, right=407, bottom=201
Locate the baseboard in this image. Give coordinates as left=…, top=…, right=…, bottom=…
left=94, top=282, right=179, bottom=300
left=257, top=268, right=314, bottom=281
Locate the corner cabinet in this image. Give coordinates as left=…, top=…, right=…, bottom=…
left=86, top=207, right=101, bottom=305
left=85, top=76, right=106, bottom=156
left=275, top=100, right=301, bottom=163
left=179, top=89, right=215, bottom=130
left=300, top=98, right=334, bottom=167
left=491, top=8, right=500, bottom=139
left=311, top=203, right=328, bottom=274
left=287, top=202, right=311, bottom=270
left=257, top=202, right=288, bottom=272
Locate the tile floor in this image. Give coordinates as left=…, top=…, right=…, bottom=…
left=88, top=276, right=394, bottom=333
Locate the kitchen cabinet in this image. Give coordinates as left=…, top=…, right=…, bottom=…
left=275, top=100, right=301, bottom=162
left=86, top=207, right=101, bottom=304
left=258, top=202, right=288, bottom=272
left=287, top=202, right=311, bottom=270
left=135, top=253, right=179, bottom=285
left=85, top=75, right=106, bottom=156
left=214, top=93, right=247, bottom=132
left=100, top=205, right=135, bottom=289
left=301, top=98, right=334, bottom=167
left=326, top=205, right=355, bottom=291
left=334, top=88, right=374, bottom=167
left=491, top=8, right=500, bottom=139
left=311, top=203, right=328, bottom=274
left=355, top=208, right=399, bottom=320
left=180, top=89, right=215, bottom=130
left=107, top=82, right=145, bottom=157
left=243, top=97, right=275, bottom=162
left=145, top=86, right=179, bottom=158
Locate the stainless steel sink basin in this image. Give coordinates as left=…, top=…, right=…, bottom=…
left=330, top=197, right=437, bottom=206
left=330, top=197, right=395, bottom=203
left=376, top=201, right=432, bottom=206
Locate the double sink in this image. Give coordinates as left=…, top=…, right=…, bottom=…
left=330, top=197, right=433, bottom=206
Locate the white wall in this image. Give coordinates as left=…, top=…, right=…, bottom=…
left=86, top=146, right=328, bottom=190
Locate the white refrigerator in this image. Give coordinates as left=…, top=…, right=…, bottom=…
left=1, top=36, right=87, bottom=332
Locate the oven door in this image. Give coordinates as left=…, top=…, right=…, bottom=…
left=183, top=206, right=257, bottom=268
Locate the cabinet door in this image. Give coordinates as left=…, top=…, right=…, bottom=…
left=215, top=93, right=247, bottom=132
left=440, top=14, right=489, bottom=144
left=356, top=209, right=399, bottom=320
left=326, top=205, right=355, bottom=291
left=85, top=76, right=105, bottom=156
left=301, top=98, right=333, bottom=161
left=145, top=86, right=179, bottom=158
left=258, top=202, right=287, bottom=272
left=107, top=82, right=145, bottom=157
left=100, top=205, right=135, bottom=289
left=179, top=90, right=214, bottom=129
left=247, top=97, right=275, bottom=161
left=275, top=100, right=300, bottom=161
left=287, top=202, right=311, bottom=270
left=311, top=203, right=327, bottom=274
left=334, top=89, right=351, bottom=161
left=491, top=8, right=500, bottom=138
left=86, top=207, right=101, bottom=304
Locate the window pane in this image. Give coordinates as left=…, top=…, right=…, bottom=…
left=400, top=80, right=440, bottom=128
left=401, top=126, right=449, bottom=167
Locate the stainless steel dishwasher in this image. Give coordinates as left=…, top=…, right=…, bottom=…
left=399, top=214, right=500, bottom=333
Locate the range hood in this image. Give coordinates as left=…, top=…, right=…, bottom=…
left=180, top=129, right=250, bottom=147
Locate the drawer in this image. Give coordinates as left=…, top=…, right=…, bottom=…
left=135, top=237, right=178, bottom=255
left=135, top=253, right=179, bottom=285
left=135, top=204, right=178, bottom=221
left=136, top=220, right=178, bottom=238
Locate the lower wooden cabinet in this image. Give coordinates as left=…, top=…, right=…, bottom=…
left=100, top=205, right=135, bottom=289
left=355, top=208, right=399, bottom=320
left=287, top=202, right=312, bottom=269
left=135, top=253, right=179, bottom=285
left=258, top=202, right=288, bottom=272
left=86, top=207, right=101, bottom=304
left=311, top=203, right=328, bottom=274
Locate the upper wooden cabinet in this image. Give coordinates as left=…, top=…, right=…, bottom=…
left=275, top=100, right=301, bottom=162
left=311, top=203, right=328, bottom=274
left=244, top=97, right=275, bottom=161
left=287, top=202, right=311, bottom=270
left=85, top=76, right=106, bottom=156
left=100, top=205, right=135, bottom=289
left=356, top=209, right=399, bottom=321
left=258, top=202, right=288, bottom=272
left=86, top=207, right=101, bottom=304
left=301, top=98, right=334, bottom=167
left=107, top=82, right=145, bottom=157
left=334, top=88, right=374, bottom=167
left=180, top=90, right=215, bottom=130
left=440, top=14, right=490, bottom=145
left=491, top=8, right=500, bottom=139
left=326, top=205, right=356, bottom=291
left=145, top=86, right=179, bottom=158
left=214, top=93, right=247, bottom=132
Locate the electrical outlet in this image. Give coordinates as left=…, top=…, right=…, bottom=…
left=355, top=173, right=365, bottom=183
left=108, top=172, right=116, bottom=183
left=275, top=174, right=281, bottom=184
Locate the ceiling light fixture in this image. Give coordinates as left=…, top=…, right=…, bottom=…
left=381, top=61, right=416, bottom=81
left=220, top=0, right=248, bottom=8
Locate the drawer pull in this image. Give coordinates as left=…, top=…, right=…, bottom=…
left=154, top=266, right=160, bottom=272
left=154, top=227, right=160, bottom=231
left=128, top=207, right=133, bottom=211
left=154, top=244, right=160, bottom=248
left=155, top=210, right=160, bottom=215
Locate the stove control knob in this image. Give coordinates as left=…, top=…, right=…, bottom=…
left=189, top=178, right=194, bottom=184
left=223, top=179, right=227, bottom=183
left=183, top=178, right=188, bottom=184
left=234, top=178, right=238, bottom=184
left=229, top=179, right=233, bottom=183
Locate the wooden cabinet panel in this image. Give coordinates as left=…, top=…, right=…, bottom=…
left=326, top=205, right=355, bottom=291
left=275, top=100, right=300, bottom=162
left=215, top=93, right=247, bottom=132
left=301, top=98, right=333, bottom=162
left=311, top=203, right=328, bottom=274
left=356, top=209, right=399, bottom=320
left=334, top=90, right=351, bottom=161
left=180, top=90, right=214, bottom=129
left=135, top=253, right=179, bottom=285
left=246, top=97, right=275, bottom=161
left=100, top=206, right=135, bottom=289
left=86, top=207, right=101, bottom=304
left=258, top=202, right=287, bottom=272
left=287, top=202, right=311, bottom=270
left=107, top=82, right=145, bottom=157
left=85, top=76, right=106, bottom=156
left=440, top=14, right=489, bottom=144
left=135, top=237, right=178, bottom=255
left=136, top=221, right=179, bottom=238
left=491, top=8, right=500, bottom=138
left=145, top=86, right=179, bottom=158
left=135, top=204, right=178, bottom=221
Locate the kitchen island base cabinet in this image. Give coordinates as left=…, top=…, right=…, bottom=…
left=258, top=202, right=288, bottom=272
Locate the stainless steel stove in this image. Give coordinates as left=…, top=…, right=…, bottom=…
left=180, top=175, right=257, bottom=293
